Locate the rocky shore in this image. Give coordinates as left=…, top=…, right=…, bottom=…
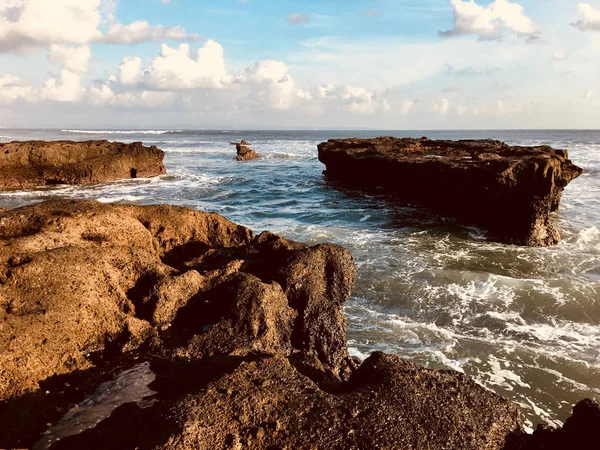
left=0, top=199, right=596, bottom=449
left=318, top=137, right=583, bottom=246
left=0, top=140, right=166, bottom=190
left=0, top=199, right=555, bottom=449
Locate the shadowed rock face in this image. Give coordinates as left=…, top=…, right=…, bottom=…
left=0, top=199, right=529, bottom=450
left=318, top=137, right=583, bottom=246
left=0, top=140, right=166, bottom=189
left=50, top=353, right=522, bottom=450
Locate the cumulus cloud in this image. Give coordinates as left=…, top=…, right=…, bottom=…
left=432, top=98, right=450, bottom=115
left=0, top=0, right=201, bottom=52
left=101, top=21, right=202, bottom=44
left=0, top=0, right=104, bottom=52
left=118, top=56, right=143, bottom=86
left=234, top=60, right=310, bottom=110
left=0, top=72, right=32, bottom=104
left=287, top=13, right=309, bottom=24
left=123, top=41, right=228, bottom=90
left=573, top=3, right=600, bottom=32
left=440, top=0, right=539, bottom=40
left=317, top=83, right=390, bottom=115
left=48, top=44, right=92, bottom=72
left=39, top=69, right=83, bottom=102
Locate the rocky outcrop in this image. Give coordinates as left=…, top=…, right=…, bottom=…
left=507, top=399, right=600, bottom=450
left=318, top=137, right=583, bottom=246
left=0, top=200, right=526, bottom=450
left=231, top=140, right=260, bottom=161
left=0, top=140, right=166, bottom=190
left=50, top=353, right=521, bottom=450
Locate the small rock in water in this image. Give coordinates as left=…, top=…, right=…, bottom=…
left=230, top=140, right=260, bottom=161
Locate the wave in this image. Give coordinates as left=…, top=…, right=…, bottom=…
left=61, top=129, right=181, bottom=135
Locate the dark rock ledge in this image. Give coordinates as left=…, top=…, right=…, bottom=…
left=318, top=137, right=583, bottom=246
left=0, top=140, right=166, bottom=190
left=0, top=200, right=596, bottom=449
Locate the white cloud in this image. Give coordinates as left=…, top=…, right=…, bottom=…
left=0, top=0, right=201, bottom=52
left=552, top=51, right=565, bottom=60
left=233, top=60, right=311, bottom=110
left=119, top=56, right=143, bottom=86
left=0, top=72, right=32, bottom=104
left=102, top=21, right=202, bottom=44
left=135, top=41, right=229, bottom=90
left=39, top=69, right=83, bottom=102
left=399, top=100, right=414, bottom=115
left=317, top=83, right=390, bottom=115
left=440, top=0, right=539, bottom=39
left=48, top=44, right=92, bottom=72
left=0, top=0, right=104, bottom=52
left=287, top=13, right=309, bottom=24
left=88, top=81, right=115, bottom=104
left=573, top=3, right=600, bottom=32
left=432, top=98, right=450, bottom=115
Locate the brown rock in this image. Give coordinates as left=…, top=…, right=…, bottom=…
left=0, top=199, right=354, bottom=447
left=318, top=137, right=583, bottom=246
left=0, top=199, right=546, bottom=450
left=230, top=140, right=260, bottom=161
left=49, top=353, right=522, bottom=450
left=0, top=140, right=166, bottom=190
left=509, top=399, right=600, bottom=450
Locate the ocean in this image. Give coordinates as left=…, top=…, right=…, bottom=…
left=1, top=128, right=598, bottom=430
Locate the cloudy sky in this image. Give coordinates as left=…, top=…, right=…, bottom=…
left=1, top=0, right=600, bottom=129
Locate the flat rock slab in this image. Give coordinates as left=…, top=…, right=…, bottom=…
left=318, top=137, right=583, bottom=246
left=0, top=140, right=166, bottom=190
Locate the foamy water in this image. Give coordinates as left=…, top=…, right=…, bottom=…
left=1, top=128, right=599, bottom=428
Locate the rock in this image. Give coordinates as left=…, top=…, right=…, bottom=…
left=0, top=200, right=548, bottom=450
left=509, top=399, right=600, bottom=450
left=0, top=140, right=166, bottom=190
left=318, top=137, right=583, bottom=246
left=49, top=352, right=522, bottom=450
left=230, top=140, right=260, bottom=161
left=0, top=199, right=355, bottom=447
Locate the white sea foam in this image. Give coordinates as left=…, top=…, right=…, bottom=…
left=62, top=129, right=180, bottom=135
left=576, top=226, right=600, bottom=245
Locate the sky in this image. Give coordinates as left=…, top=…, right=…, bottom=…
left=1, top=0, right=600, bottom=129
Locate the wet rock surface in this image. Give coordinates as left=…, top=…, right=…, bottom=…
left=1, top=199, right=591, bottom=450
left=0, top=140, right=166, bottom=190
left=318, top=137, right=583, bottom=246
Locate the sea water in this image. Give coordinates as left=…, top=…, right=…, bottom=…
left=1, top=128, right=598, bottom=429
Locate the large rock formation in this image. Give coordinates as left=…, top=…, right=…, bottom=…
left=318, top=137, right=583, bottom=246
left=0, top=200, right=527, bottom=450
left=0, top=140, right=166, bottom=190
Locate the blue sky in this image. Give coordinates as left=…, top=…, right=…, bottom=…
left=0, top=0, right=599, bottom=128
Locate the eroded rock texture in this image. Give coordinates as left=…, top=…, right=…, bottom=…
left=0, top=140, right=166, bottom=190
left=51, top=353, right=521, bottom=450
left=0, top=200, right=524, bottom=449
left=318, top=137, right=583, bottom=246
